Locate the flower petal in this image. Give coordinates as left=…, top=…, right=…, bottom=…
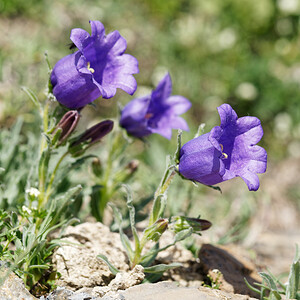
left=168, top=116, right=189, bottom=131
left=164, top=95, right=192, bottom=115
left=239, top=170, right=260, bottom=191
left=151, top=126, right=173, bottom=139
left=217, top=104, right=238, bottom=128
left=120, top=96, right=152, bottom=137
left=151, top=73, right=172, bottom=104
left=236, top=116, right=264, bottom=145
left=70, top=28, right=91, bottom=52
left=51, top=52, right=101, bottom=108
left=90, top=20, right=106, bottom=38
left=101, top=54, right=139, bottom=97
left=179, top=133, right=225, bottom=184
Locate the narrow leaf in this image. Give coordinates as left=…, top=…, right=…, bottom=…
left=109, top=203, right=134, bottom=262
left=259, top=272, right=278, bottom=291
left=244, top=277, right=261, bottom=295
left=174, top=227, right=193, bottom=242
left=97, top=254, right=119, bottom=275
left=28, top=265, right=50, bottom=270
left=123, top=185, right=140, bottom=253
left=21, top=86, right=41, bottom=109
left=144, top=262, right=182, bottom=274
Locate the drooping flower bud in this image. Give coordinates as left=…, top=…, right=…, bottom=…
left=69, top=120, right=114, bottom=156
left=171, top=216, right=212, bottom=234
left=144, top=218, right=169, bottom=242
left=53, top=110, right=80, bottom=146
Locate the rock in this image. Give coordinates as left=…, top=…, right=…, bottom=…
left=113, top=281, right=257, bottom=300
left=92, top=265, right=145, bottom=297
left=42, top=286, right=100, bottom=300
left=54, top=222, right=129, bottom=290
left=152, top=230, right=205, bottom=286
left=0, top=268, right=37, bottom=300
left=199, top=244, right=261, bottom=297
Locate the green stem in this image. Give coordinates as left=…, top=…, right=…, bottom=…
left=37, top=100, right=50, bottom=206
left=97, top=130, right=124, bottom=220
left=44, top=151, right=69, bottom=203
left=39, top=101, right=49, bottom=155
left=155, top=169, right=176, bottom=198
left=132, top=168, right=176, bottom=267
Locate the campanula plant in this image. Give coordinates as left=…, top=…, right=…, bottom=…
left=120, top=73, right=191, bottom=139
left=1, top=16, right=269, bottom=295
left=51, top=20, right=139, bottom=109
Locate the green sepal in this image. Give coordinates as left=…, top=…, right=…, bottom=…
left=174, top=129, right=182, bottom=164
left=51, top=128, right=62, bottom=146
left=194, top=123, right=206, bottom=138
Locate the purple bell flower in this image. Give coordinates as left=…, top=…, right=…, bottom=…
left=120, top=73, right=191, bottom=139
left=51, top=21, right=139, bottom=109
left=179, top=104, right=267, bottom=191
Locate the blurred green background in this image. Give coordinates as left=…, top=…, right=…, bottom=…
left=0, top=0, right=300, bottom=252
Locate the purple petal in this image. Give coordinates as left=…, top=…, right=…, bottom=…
left=120, top=96, right=151, bottom=137
left=109, top=35, right=127, bottom=56
left=239, top=170, right=260, bottom=191
left=179, top=133, right=225, bottom=185
left=168, top=116, right=189, bottom=131
left=236, top=116, right=264, bottom=145
left=151, top=73, right=172, bottom=104
left=70, top=28, right=91, bottom=52
left=164, top=95, right=192, bottom=114
left=51, top=52, right=101, bottom=108
left=90, top=20, right=105, bottom=39
left=151, top=126, right=173, bottom=139
left=101, top=54, right=139, bottom=97
left=218, top=104, right=238, bottom=128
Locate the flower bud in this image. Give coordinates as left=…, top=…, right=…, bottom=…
left=69, top=120, right=114, bottom=157
left=92, top=158, right=103, bottom=177
left=171, top=216, right=212, bottom=234
left=114, top=159, right=139, bottom=183
left=53, top=110, right=80, bottom=145
left=144, top=218, right=168, bottom=242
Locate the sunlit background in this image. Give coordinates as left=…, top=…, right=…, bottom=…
left=1, top=0, right=300, bottom=276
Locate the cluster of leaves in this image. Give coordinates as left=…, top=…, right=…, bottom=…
left=245, top=245, right=300, bottom=300
left=0, top=185, right=81, bottom=294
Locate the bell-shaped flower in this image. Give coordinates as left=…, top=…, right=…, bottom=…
left=179, top=104, right=267, bottom=191
left=119, top=73, right=191, bottom=139
left=51, top=21, right=139, bottom=109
